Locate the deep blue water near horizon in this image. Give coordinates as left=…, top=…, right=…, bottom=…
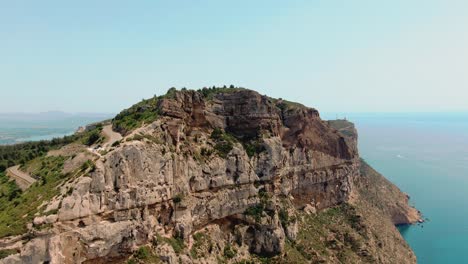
left=323, top=112, right=468, bottom=264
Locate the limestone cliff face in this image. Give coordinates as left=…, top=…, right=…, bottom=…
left=0, top=89, right=417, bottom=264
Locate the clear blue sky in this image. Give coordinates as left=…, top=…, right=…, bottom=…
left=1, top=0, right=467, bottom=113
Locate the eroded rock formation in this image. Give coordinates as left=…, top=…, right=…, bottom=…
left=0, top=89, right=418, bottom=264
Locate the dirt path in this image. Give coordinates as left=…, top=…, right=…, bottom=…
left=102, top=125, right=122, bottom=148
left=6, top=165, right=37, bottom=190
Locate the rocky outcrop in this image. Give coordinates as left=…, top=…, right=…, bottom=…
left=0, top=88, right=417, bottom=264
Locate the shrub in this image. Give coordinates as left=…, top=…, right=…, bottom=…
left=0, top=249, right=17, bottom=260
left=197, top=86, right=243, bottom=100
left=132, top=134, right=144, bottom=141
left=210, top=128, right=224, bottom=140
left=134, top=246, right=150, bottom=260
left=173, top=194, right=183, bottom=204
left=245, top=204, right=265, bottom=222
left=169, top=237, right=185, bottom=254
left=243, top=140, right=266, bottom=158
left=279, top=209, right=289, bottom=227
left=210, top=128, right=236, bottom=158
left=190, top=232, right=212, bottom=259
left=6, top=181, right=22, bottom=201
left=200, top=148, right=213, bottom=157
left=84, top=131, right=101, bottom=146
left=80, top=160, right=95, bottom=172
left=112, top=97, right=159, bottom=135
left=214, top=141, right=233, bottom=158
left=223, top=244, right=237, bottom=259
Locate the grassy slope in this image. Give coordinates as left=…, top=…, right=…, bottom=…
left=358, top=160, right=419, bottom=225
left=0, top=156, right=66, bottom=237
left=0, top=127, right=102, bottom=238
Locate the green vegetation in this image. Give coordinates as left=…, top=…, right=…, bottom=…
left=80, top=160, right=96, bottom=172
left=125, top=133, right=162, bottom=144
left=244, top=188, right=273, bottom=223
left=166, top=237, right=184, bottom=254
left=0, top=249, right=17, bottom=260
left=156, top=234, right=185, bottom=254
left=273, top=98, right=305, bottom=112
left=164, top=87, right=178, bottom=99
left=112, top=96, right=160, bottom=135
left=173, top=193, right=183, bottom=204
left=111, top=140, right=121, bottom=147
left=129, top=134, right=145, bottom=142
left=134, top=246, right=150, bottom=259
left=113, top=87, right=201, bottom=135
left=238, top=203, right=372, bottom=263
left=245, top=204, right=265, bottom=223
left=142, top=134, right=162, bottom=144
left=274, top=204, right=370, bottom=263
left=112, top=86, right=247, bottom=134
left=200, top=147, right=213, bottom=156
left=0, top=172, right=22, bottom=201
left=83, top=130, right=102, bottom=146
left=327, top=119, right=356, bottom=138
left=0, top=123, right=105, bottom=175
left=190, top=232, right=212, bottom=259
left=0, top=156, right=66, bottom=238
left=243, top=140, right=266, bottom=158
left=223, top=244, right=237, bottom=259
left=0, top=123, right=104, bottom=238
left=278, top=209, right=290, bottom=228
left=127, top=245, right=161, bottom=264
left=214, top=141, right=234, bottom=158
left=197, top=85, right=243, bottom=100
left=0, top=134, right=81, bottom=173
left=211, top=128, right=237, bottom=158
left=113, top=86, right=212, bottom=135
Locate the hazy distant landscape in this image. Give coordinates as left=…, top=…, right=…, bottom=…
left=0, top=112, right=113, bottom=145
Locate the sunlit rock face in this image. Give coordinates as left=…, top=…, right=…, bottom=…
left=2, top=89, right=363, bottom=264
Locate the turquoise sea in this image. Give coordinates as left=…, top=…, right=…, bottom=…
left=324, top=112, right=468, bottom=264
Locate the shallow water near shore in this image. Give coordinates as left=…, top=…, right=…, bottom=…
left=324, top=112, right=468, bottom=264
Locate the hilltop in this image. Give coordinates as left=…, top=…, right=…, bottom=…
left=0, top=87, right=419, bottom=264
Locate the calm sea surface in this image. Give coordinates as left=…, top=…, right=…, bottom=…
left=0, top=115, right=111, bottom=145
left=324, top=113, right=468, bottom=264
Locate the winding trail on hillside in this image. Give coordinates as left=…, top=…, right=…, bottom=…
left=102, top=125, right=122, bottom=148
left=6, top=165, right=36, bottom=190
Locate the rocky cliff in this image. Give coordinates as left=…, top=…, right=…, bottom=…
left=0, top=88, right=419, bottom=264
